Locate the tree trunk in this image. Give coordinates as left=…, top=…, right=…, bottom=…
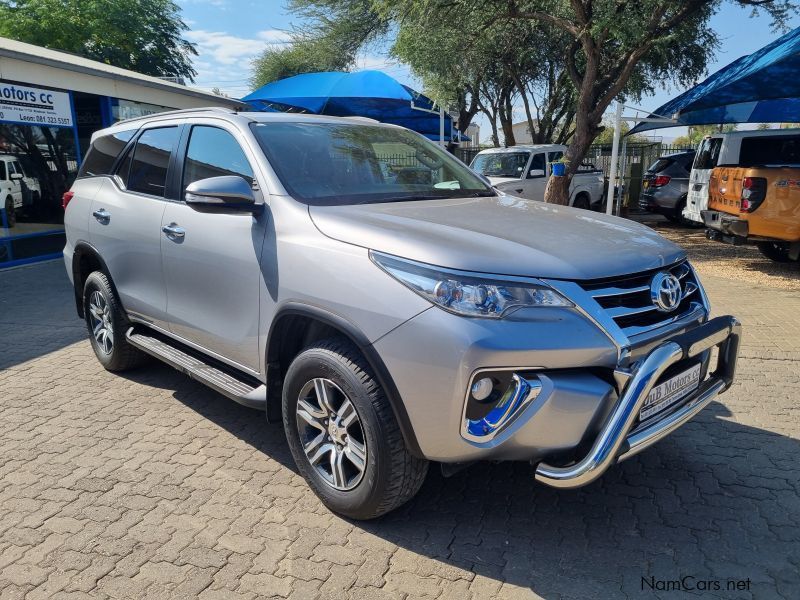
left=499, top=90, right=515, bottom=147
left=543, top=171, right=570, bottom=205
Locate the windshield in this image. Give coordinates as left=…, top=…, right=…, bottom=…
left=470, top=152, right=531, bottom=177
left=250, top=122, right=494, bottom=205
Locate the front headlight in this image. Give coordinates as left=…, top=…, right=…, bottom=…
left=371, top=252, right=572, bottom=318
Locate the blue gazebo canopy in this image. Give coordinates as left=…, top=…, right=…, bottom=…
left=242, top=70, right=468, bottom=142
left=630, top=26, right=800, bottom=134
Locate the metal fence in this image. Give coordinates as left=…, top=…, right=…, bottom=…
left=587, top=143, right=695, bottom=208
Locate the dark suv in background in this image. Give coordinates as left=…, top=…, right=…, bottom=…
left=639, top=150, right=695, bottom=224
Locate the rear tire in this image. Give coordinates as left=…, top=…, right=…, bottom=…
left=282, top=338, right=428, bottom=519
left=4, top=196, right=15, bottom=228
left=757, top=241, right=794, bottom=263
left=83, top=271, right=148, bottom=371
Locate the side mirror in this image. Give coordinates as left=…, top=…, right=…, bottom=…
left=528, top=169, right=545, bottom=178
left=185, top=176, right=258, bottom=211
left=9, top=173, right=23, bottom=181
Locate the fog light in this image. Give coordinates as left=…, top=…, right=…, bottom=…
left=471, top=377, right=494, bottom=401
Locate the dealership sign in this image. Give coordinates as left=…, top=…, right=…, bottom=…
left=0, top=81, right=73, bottom=127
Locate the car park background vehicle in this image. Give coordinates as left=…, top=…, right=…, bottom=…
left=470, top=144, right=604, bottom=209
left=638, top=150, right=695, bottom=224
left=0, top=154, right=42, bottom=227
left=62, top=108, right=740, bottom=520
left=684, top=128, right=800, bottom=225
left=704, top=131, right=800, bottom=262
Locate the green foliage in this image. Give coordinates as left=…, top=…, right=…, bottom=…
left=672, top=123, right=737, bottom=146
left=593, top=119, right=650, bottom=145
left=251, top=0, right=389, bottom=88
left=0, top=0, right=197, bottom=80
left=376, top=0, right=795, bottom=203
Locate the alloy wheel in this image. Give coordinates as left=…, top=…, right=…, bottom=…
left=88, top=290, right=114, bottom=355
left=295, top=378, right=367, bottom=491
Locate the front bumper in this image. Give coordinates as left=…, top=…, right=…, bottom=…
left=534, top=315, right=741, bottom=488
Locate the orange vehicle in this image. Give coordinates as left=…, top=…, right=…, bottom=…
left=703, top=133, right=800, bottom=262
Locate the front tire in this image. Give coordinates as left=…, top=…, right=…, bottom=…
left=757, top=241, right=794, bottom=263
left=572, top=193, right=591, bottom=210
left=282, top=338, right=428, bottom=519
left=83, top=271, right=147, bottom=371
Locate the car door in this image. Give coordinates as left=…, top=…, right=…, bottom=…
left=515, top=152, right=548, bottom=200
left=160, top=122, right=268, bottom=373
left=88, top=124, right=181, bottom=330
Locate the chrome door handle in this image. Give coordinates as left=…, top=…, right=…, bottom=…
left=162, top=223, right=185, bottom=239
left=92, top=208, right=110, bottom=223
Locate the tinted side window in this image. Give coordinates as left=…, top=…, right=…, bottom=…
left=125, top=127, right=180, bottom=197
left=182, top=126, right=254, bottom=194
left=530, top=153, right=546, bottom=171
left=739, top=135, right=800, bottom=167
left=78, top=130, right=136, bottom=177
left=648, top=158, right=673, bottom=173
left=693, top=138, right=722, bottom=170
left=0, top=162, right=5, bottom=180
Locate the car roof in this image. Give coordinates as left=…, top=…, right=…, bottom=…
left=92, top=107, right=391, bottom=142
left=659, top=150, right=695, bottom=159
left=476, top=144, right=566, bottom=154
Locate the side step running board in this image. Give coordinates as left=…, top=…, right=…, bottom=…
left=126, top=328, right=267, bottom=411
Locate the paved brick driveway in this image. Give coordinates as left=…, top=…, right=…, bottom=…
left=1, top=244, right=798, bottom=599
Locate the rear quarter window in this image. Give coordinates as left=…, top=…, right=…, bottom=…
left=739, top=135, right=800, bottom=167
left=647, top=158, right=673, bottom=173
left=78, top=130, right=137, bottom=178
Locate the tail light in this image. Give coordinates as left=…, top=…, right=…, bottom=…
left=62, top=191, right=74, bottom=210
left=740, top=177, right=767, bottom=212
left=652, top=175, right=671, bottom=187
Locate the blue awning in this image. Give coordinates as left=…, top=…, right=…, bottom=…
left=242, top=70, right=470, bottom=142
left=630, top=26, right=800, bottom=134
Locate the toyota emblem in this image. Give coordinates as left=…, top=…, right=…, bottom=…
left=651, top=272, right=682, bottom=312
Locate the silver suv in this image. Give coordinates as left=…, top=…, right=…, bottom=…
left=63, top=108, right=741, bottom=519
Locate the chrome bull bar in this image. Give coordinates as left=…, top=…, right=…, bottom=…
left=535, top=315, right=742, bottom=489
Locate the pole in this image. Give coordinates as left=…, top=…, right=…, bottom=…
left=439, top=106, right=445, bottom=148
left=606, top=101, right=622, bottom=215
left=615, top=137, right=628, bottom=216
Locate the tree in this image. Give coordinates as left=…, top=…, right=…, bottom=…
left=0, top=0, right=197, bottom=80
left=672, top=123, right=737, bottom=146
left=382, top=0, right=795, bottom=204
left=592, top=119, right=650, bottom=145
left=251, top=0, right=389, bottom=88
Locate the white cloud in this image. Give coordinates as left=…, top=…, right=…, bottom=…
left=186, top=29, right=271, bottom=65
left=185, top=28, right=295, bottom=95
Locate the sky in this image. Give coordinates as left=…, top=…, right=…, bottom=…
left=177, top=0, right=800, bottom=142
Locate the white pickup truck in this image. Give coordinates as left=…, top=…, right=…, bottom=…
left=1, top=154, right=42, bottom=227
left=470, top=144, right=604, bottom=209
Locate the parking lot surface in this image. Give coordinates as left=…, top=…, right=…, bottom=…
left=1, top=234, right=798, bottom=599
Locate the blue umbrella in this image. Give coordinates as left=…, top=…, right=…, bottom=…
left=242, top=70, right=469, bottom=142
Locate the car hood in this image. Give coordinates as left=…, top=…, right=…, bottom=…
left=308, top=194, right=686, bottom=280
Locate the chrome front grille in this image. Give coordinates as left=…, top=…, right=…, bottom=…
left=580, top=261, right=704, bottom=339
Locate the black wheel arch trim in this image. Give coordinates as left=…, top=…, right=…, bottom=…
left=267, top=301, right=424, bottom=458
left=71, top=241, right=117, bottom=319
